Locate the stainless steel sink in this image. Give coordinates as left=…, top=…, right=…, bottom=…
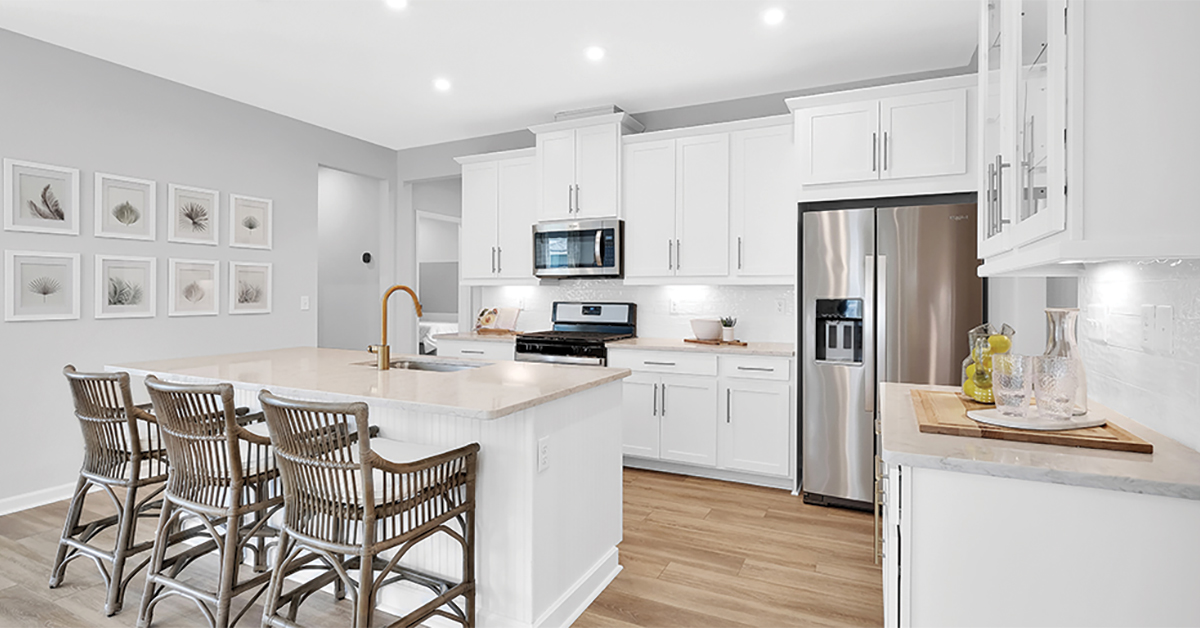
left=353, top=358, right=488, bottom=372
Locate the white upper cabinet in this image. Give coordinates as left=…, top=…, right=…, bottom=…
left=975, top=1, right=1200, bottom=275
left=622, top=132, right=730, bottom=281
left=795, top=100, right=880, bottom=185
left=531, top=113, right=644, bottom=221
left=786, top=75, right=977, bottom=203
left=456, top=149, right=537, bottom=285
left=730, top=124, right=797, bottom=281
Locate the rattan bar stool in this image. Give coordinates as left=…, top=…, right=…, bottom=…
left=257, top=390, right=479, bottom=628
left=137, top=376, right=284, bottom=628
left=50, top=366, right=178, bottom=616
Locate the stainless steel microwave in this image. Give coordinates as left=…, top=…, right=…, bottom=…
left=533, top=218, right=623, bottom=278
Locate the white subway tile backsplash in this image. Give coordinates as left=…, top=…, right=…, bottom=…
left=1079, top=260, right=1200, bottom=452
left=479, top=282, right=796, bottom=343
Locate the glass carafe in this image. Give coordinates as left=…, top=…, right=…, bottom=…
left=1044, top=308, right=1087, bottom=415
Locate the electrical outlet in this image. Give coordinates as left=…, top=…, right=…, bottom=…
left=1155, top=305, right=1174, bottom=354
left=670, top=300, right=679, bottom=315
left=1086, top=304, right=1107, bottom=342
left=776, top=298, right=786, bottom=313
left=300, top=296, right=310, bottom=311
left=537, top=436, right=550, bottom=473
left=1141, top=305, right=1155, bottom=350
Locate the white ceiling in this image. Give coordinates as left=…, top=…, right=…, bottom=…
left=0, top=0, right=978, bottom=150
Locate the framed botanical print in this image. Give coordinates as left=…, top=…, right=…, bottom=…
left=95, top=173, right=156, bottom=241
left=229, top=262, right=271, bottom=315
left=229, top=194, right=272, bottom=250
left=4, top=250, right=81, bottom=321
left=168, top=258, right=218, bottom=316
left=167, top=184, right=218, bottom=246
left=3, top=159, right=80, bottom=235
left=95, top=255, right=156, bottom=319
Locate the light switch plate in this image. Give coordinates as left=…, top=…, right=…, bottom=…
left=537, top=436, right=550, bottom=473
left=300, top=296, right=310, bottom=311
left=1155, top=305, right=1173, bottom=354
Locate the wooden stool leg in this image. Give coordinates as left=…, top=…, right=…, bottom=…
left=137, top=499, right=176, bottom=628
left=355, top=550, right=375, bottom=628
left=214, top=513, right=241, bottom=628
left=105, top=484, right=140, bottom=615
left=260, top=528, right=290, bottom=627
left=49, top=475, right=89, bottom=588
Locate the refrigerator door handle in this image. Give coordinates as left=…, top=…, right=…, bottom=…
left=875, top=255, right=888, bottom=413
left=864, top=255, right=875, bottom=414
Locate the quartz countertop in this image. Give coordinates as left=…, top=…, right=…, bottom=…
left=431, top=331, right=517, bottom=343
left=111, top=347, right=629, bottom=420
left=881, top=382, right=1200, bottom=500
left=606, top=337, right=795, bottom=357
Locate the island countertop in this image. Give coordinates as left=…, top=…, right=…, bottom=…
left=881, top=382, right=1200, bottom=500
left=111, top=346, right=630, bottom=420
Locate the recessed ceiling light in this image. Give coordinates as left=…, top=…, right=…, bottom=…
left=433, top=78, right=452, bottom=92
left=762, top=7, right=785, bottom=26
left=384, top=0, right=408, bottom=10
left=585, top=46, right=606, bottom=62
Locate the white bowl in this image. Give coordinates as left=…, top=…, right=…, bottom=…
left=690, top=318, right=722, bottom=341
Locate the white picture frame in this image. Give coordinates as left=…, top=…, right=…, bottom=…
left=95, top=255, right=156, bottom=319
left=94, top=173, right=156, bottom=241
left=167, top=184, right=219, bottom=246
left=3, top=159, right=80, bottom=235
left=229, top=194, right=272, bottom=250
left=168, top=258, right=218, bottom=316
left=229, top=262, right=271, bottom=315
left=4, top=250, right=81, bottom=321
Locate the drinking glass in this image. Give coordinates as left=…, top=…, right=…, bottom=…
left=992, top=354, right=1032, bottom=417
left=1034, top=355, right=1077, bottom=420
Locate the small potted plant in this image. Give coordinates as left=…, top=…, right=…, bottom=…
left=720, top=316, right=737, bottom=342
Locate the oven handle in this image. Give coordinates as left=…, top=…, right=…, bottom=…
left=514, top=353, right=606, bottom=366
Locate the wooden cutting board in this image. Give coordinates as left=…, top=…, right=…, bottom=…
left=910, top=389, right=1153, bottom=454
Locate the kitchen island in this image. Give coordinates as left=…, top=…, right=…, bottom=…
left=880, top=382, right=1200, bottom=628
left=110, top=347, right=630, bottom=628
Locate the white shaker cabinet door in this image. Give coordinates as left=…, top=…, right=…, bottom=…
left=495, top=156, right=536, bottom=279
left=718, top=379, right=791, bottom=476
left=675, top=133, right=730, bottom=277
left=460, top=161, right=499, bottom=280
left=621, top=373, right=661, bottom=459
left=622, top=139, right=677, bottom=279
left=731, top=125, right=796, bottom=279
left=880, top=89, right=969, bottom=180
left=537, top=129, right=576, bottom=221
left=796, top=100, right=880, bottom=185
left=574, top=123, right=621, bottom=218
left=659, top=375, right=718, bottom=467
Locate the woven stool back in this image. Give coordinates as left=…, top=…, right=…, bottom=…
left=63, top=365, right=165, bottom=483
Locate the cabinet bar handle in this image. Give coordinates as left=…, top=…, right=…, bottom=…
left=574, top=184, right=580, bottom=213
left=567, top=185, right=573, bottom=213
left=676, top=239, right=681, bottom=270
left=738, top=237, right=743, bottom=270
left=737, top=366, right=774, bottom=372
left=643, top=361, right=676, bottom=366
left=726, top=389, right=731, bottom=423
left=883, top=131, right=889, bottom=171
left=491, top=247, right=496, bottom=274
left=497, top=246, right=502, bottom=273
left=653, top=383, right=658, bottom=416
left=668, top=240, right=673, bottom=270
left=661, top=384, right=666, bottom=416
left=462, top=350, right=484, bottom=355
left=987, top=162, right=996, bottom=237
left=872, top=132, right=878, bottom=172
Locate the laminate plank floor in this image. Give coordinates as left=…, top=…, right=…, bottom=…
left=0, top=470, right=881, bottom=627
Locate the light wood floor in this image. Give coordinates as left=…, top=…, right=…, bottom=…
left=0, top=469, right=881, bottom=627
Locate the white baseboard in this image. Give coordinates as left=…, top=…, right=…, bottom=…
left=535, top=547, right=621, bottom=628
left=623, top=457, right=794, bottom=490
left=0, top=481, right=79, bottom=517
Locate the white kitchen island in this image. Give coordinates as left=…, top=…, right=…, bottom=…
left=880, top=383, right=1200, bottom=628
left=111, top=347, right=630, bottom=628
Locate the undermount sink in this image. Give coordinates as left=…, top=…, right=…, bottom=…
left=353, top=358, right=488, bottom=372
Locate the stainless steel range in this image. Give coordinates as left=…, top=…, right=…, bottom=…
left=514, top=302, right=636, bottom=366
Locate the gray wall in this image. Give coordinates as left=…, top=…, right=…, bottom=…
left=0, top=29, right=396, bottom=506
left=318, top=167, right=387, bottom=351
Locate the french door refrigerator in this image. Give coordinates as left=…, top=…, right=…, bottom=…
left=800, top=194, right=982, bottom=508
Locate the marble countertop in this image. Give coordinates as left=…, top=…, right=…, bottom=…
left=111, top=347, right=629, bottom=420
left=607, top=337, right=795, bottom=357
left=431, top=331, right=517, bottom=343
left=881, top=382, right=1200, bottom=500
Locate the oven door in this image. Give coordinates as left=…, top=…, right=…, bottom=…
left=533, top=219, right=622, bottom=278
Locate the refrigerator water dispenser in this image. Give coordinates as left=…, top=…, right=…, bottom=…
left=814, top=298, right=863, bottom=364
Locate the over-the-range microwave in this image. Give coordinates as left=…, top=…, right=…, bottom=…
left=532, top=218, right=623, bottom=279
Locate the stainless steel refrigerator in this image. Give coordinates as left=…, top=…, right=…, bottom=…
left=800, top=194, right=982, bottom=508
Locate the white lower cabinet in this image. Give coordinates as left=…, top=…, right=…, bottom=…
left=435, top=339, right=514, bottom=361
left=659, top=375, right=718, bottom=466
left=611, top=349, right=794, bottom=485
left=718, top=379, right=790, bottom=476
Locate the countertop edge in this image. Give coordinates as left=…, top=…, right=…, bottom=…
left=606, top=339, right=795, bottom=357
left=431, top=332, right=517, bottom=343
